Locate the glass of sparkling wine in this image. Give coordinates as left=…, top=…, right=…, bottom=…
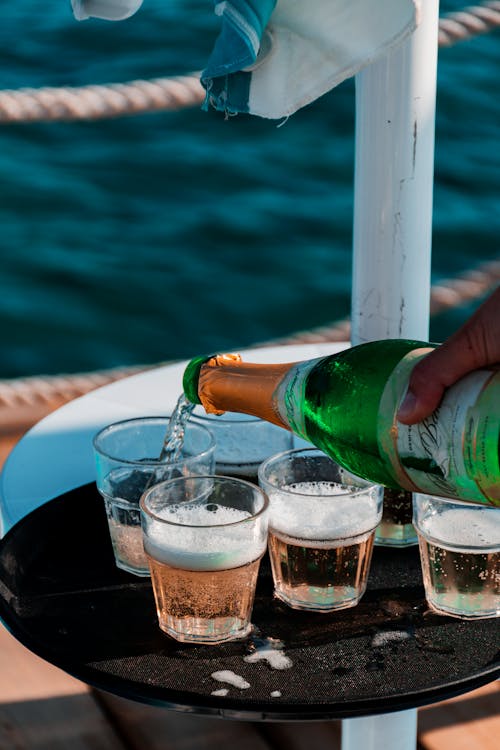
left=258, top=448, right=384, bottom=612
left=93, top=417, right=216, bottom=576
left=140, top=475, right=269, bottom=643
left=413, top=493, right=500, bottom=619
left=191, top=409, right=294, bottom=482
left=375, top=488, right=418, bottom=547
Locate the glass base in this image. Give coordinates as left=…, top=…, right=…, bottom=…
left=426, top=598, right=500, bottom=620
left=376, top=490, right=417, bottom=547
left=274, top=586, right=363, bottom=613
left=115, top=559, right=151, bottom=577
left=375, top=521, right=418, bottom=548
left=159, top=616, right=252, bottom=644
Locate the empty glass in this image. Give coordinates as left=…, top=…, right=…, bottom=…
left=93, top=416, right=216, bottom=575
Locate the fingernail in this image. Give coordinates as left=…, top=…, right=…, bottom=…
left=397, top=390, right=418, bottom=421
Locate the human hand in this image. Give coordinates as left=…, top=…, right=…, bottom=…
left=397, top=286, right=500, bottom=424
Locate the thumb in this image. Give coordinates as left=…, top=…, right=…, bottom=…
left=396, top=346, right=462, bottom=424
left=397, top=286, right=500, bottom=424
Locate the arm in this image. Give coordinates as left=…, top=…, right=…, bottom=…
left=397, top=285, right=500, bottom=424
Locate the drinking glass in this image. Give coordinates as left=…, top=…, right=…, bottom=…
left=413, top=493, right=500, bottom=619
left=258, top=448, right=384, bottom=612
left=191, top=409, right=294, bottom=481
left=93, top=416, right=216, bottom=576
left=140, top=475, right=269, bottom=643
left=375, top=488, right=418, bottom=547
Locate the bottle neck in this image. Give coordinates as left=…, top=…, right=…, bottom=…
left=198, top=355, right=296, bottom=430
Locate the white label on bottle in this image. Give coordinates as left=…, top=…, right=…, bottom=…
left=274, top=357, right=324, bottom=440
left=378, top=351, right=499, bottom=503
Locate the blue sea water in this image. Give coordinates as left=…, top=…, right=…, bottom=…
left=0, top=1, right=498, bottom=378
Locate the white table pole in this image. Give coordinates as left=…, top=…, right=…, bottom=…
left=344, top=1, right=439, bottom=748
left=351, top=0, right=439, bottom=345
left=342, top=710, right=418, bottom=750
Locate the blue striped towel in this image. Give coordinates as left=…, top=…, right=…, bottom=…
left=203, top=0, right=420, bottom=119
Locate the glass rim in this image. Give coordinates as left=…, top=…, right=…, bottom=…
left=190, top=410, right=262, bottom=425
left=92, top=415, right=216, bottom=465
left=140, top=474, right=269, bottom=529
left=413, top=494, right=500, bottom=551
left=413, top=492, right=491, bottom=509
left=258, top=447, right=382, bottom=498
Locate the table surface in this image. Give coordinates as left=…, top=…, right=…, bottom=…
left=1, top=482, right=498, bottom=722
left=0, top=341, right=498, bottom=723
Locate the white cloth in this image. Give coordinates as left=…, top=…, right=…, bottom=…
left=71, top=0, right=421, bottom=120
left=203, top=0, right=421, bottom=119
left=71, top=0, right=143, bottom=22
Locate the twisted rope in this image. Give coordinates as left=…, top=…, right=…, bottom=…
left=0, top=260, right=498, bottom=418
left=0, top=2, right=498, bottom=124
left=0, top=365, right=152, bottom=411
left=438, top=0, right=500, bottom=46
left=0, top=73, right=205, bottom=124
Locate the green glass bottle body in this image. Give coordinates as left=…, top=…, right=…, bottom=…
left=183, top=340, right=500, bottom=506
left=293, top=340, right=422, bottom=487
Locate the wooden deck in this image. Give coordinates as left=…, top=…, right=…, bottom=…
left=1, top=399, right=499, bottom=750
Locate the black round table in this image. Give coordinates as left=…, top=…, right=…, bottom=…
left=0, top=483, right=498, bottom=725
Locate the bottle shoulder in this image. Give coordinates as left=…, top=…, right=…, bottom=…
left=308, top=339, right=433, bottom=389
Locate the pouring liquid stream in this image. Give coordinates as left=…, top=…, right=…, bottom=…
left=145, top=393, right=196, bottom=489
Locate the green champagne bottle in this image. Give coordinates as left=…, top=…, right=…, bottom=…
left=183, top=339, right=500, bottom=506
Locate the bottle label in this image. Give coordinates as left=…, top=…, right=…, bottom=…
left=274, top=357, right=324, bottom=440
left=378, top=350, right=500, bottom=504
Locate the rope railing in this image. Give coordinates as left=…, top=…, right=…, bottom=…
left=0, top=365, right=151, bottom=411
left=0, top=260, right=498, bottom=419
left=0, top=74, right=205, bottom=124
left=0, top=1, right=498, bottom=124
left=438, top=0, right=500, bottom=46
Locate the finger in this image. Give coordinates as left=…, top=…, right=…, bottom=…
left=397, top=368, right=446, bottom=424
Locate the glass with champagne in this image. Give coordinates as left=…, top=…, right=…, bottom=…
left=375, top=488, right=418, bottom=547
left=191, top=409, right=294, bottom=482
left=140, top=475, right=269, bottom=643
left=93, top=417, right=216, bottom=576
left=258, top=448, right=383, bottom=612
left=413, top=493, right=500, bottom=619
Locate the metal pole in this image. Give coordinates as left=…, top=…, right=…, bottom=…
left=342, top=710, right=419, bottom=750
left=351, top=0, right=439, bottom=345
left=344, top=1, right=439, bottom=748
